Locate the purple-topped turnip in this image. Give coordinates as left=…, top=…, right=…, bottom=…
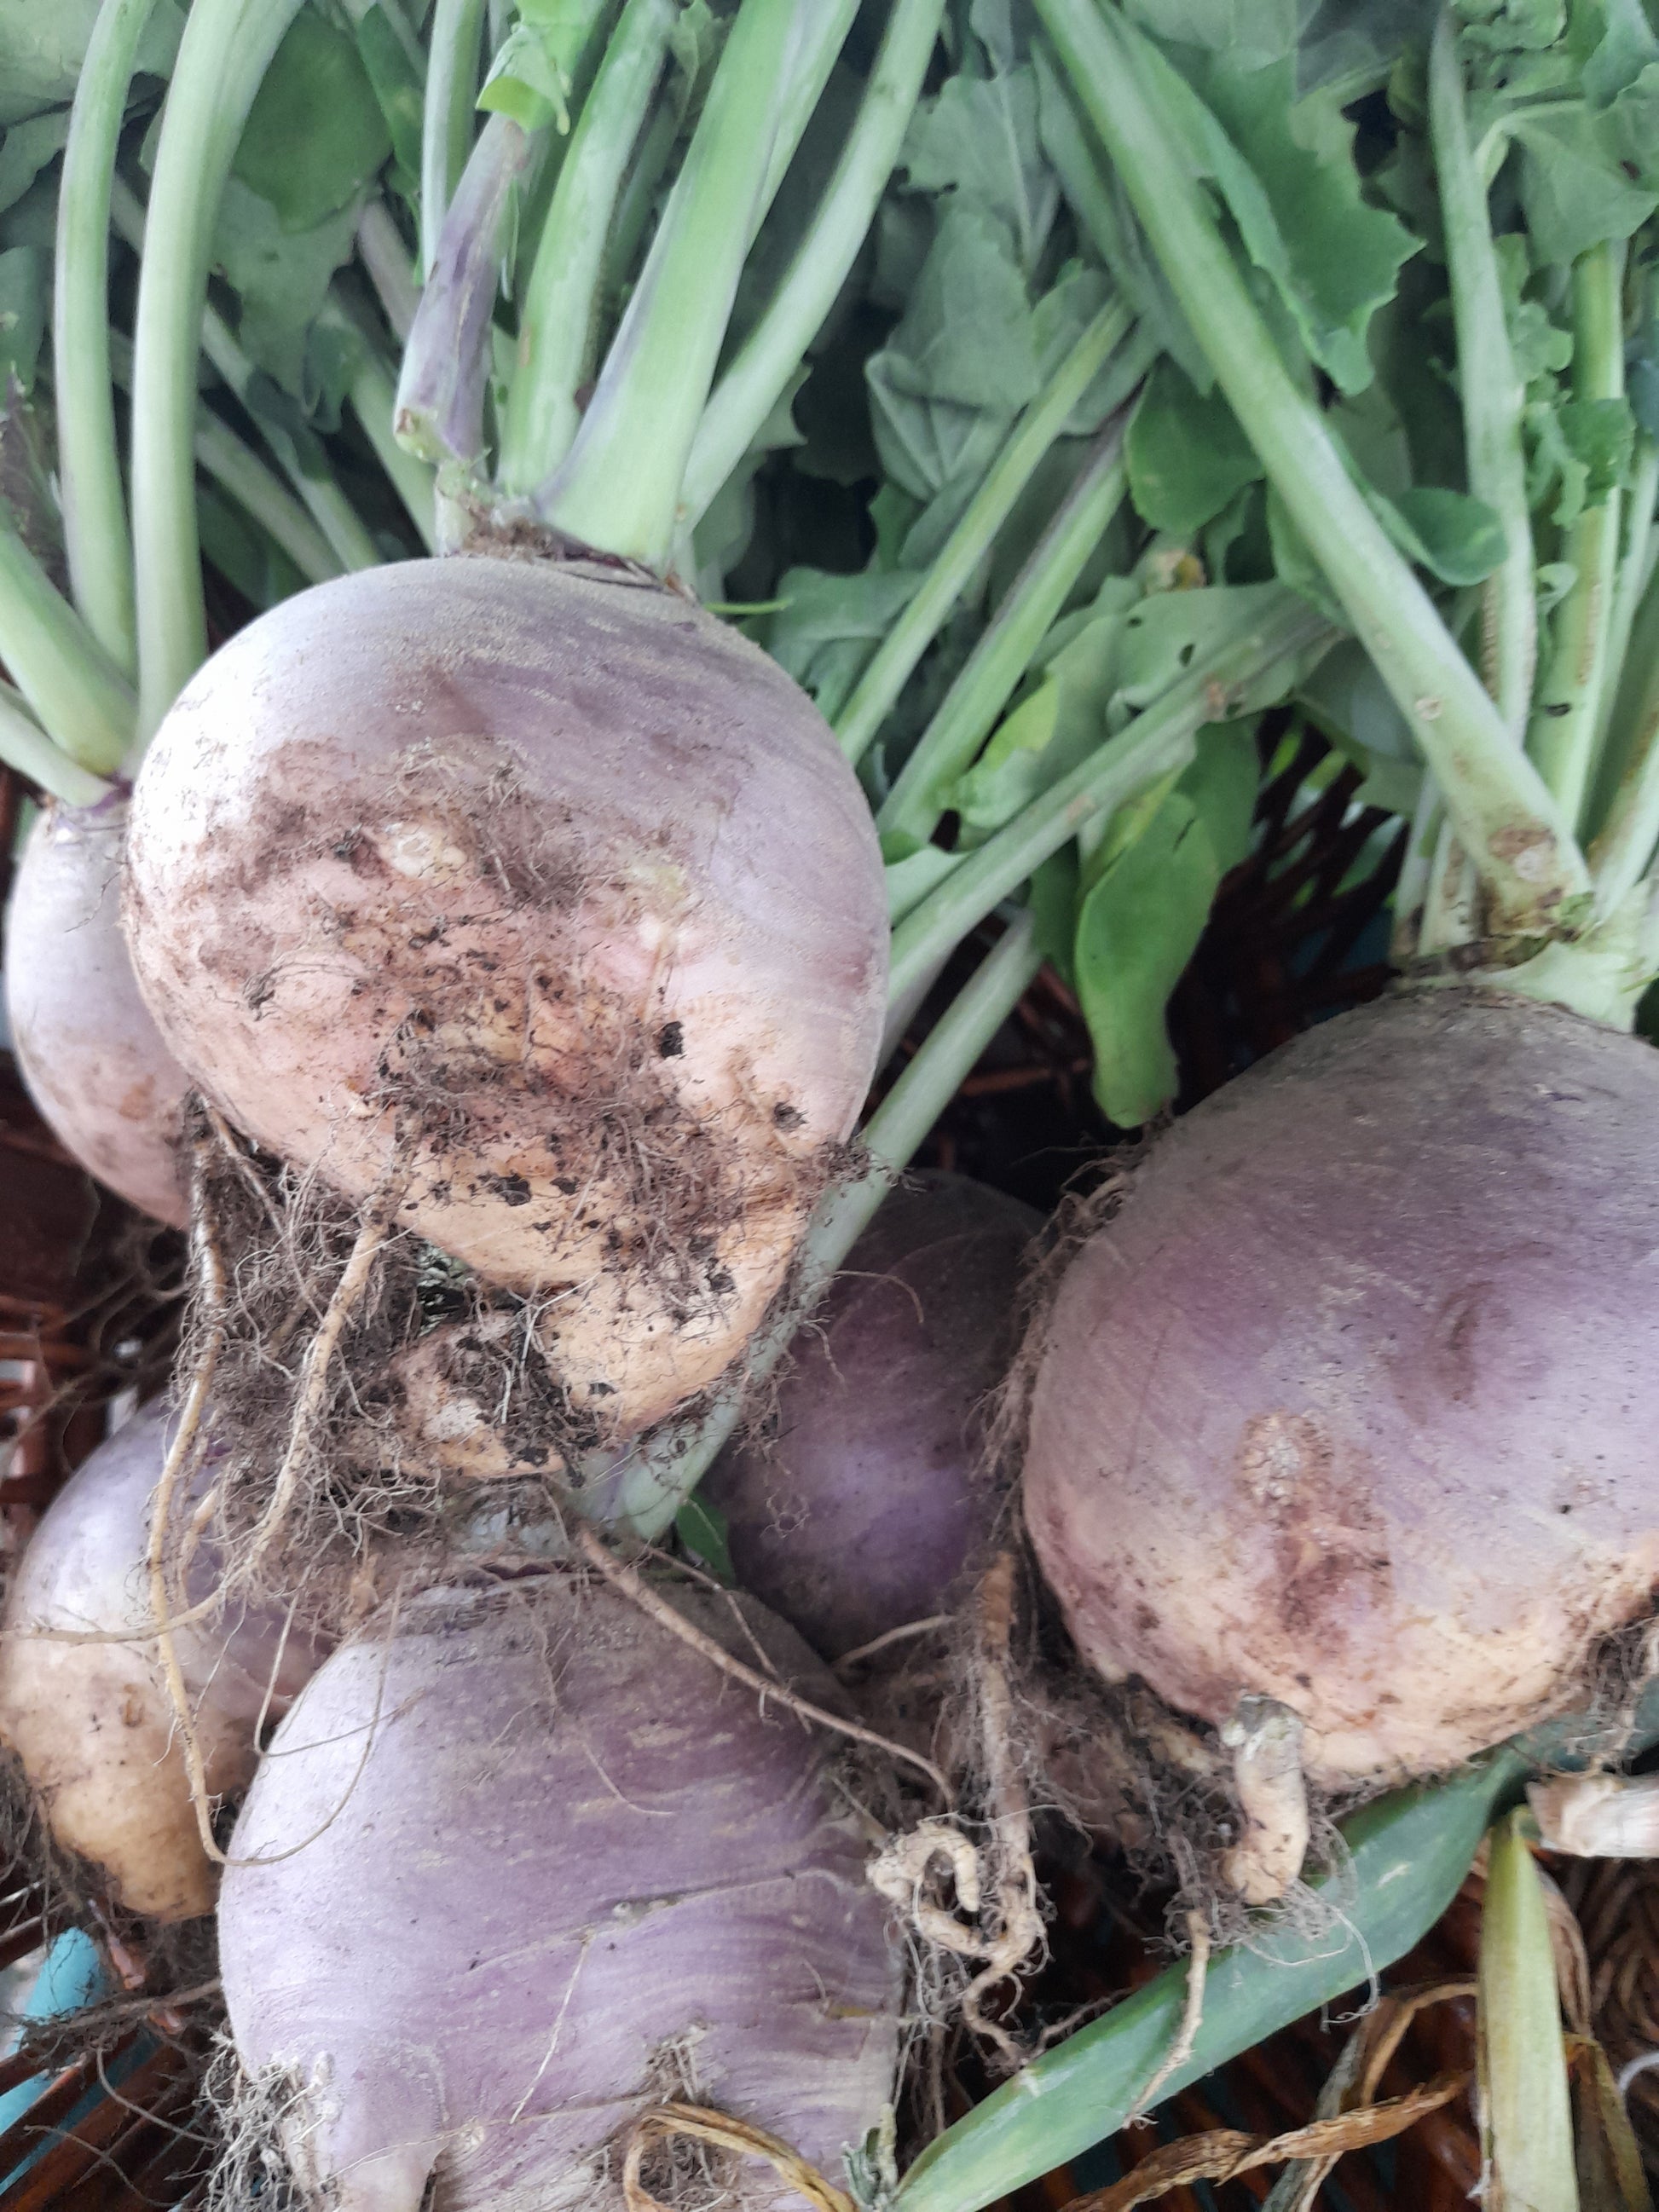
left=218, top=1574, right=900, bottom=2212
left=124, top=557, right=887, bottom=1440
left=6, top=795, right=189, bottom=1227
left=706, top=1172, right=1038, bottom=1660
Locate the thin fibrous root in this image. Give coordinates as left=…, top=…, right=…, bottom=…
left=865, top=1556, right=1045, bottom=2075
left=1124, top=1911, right=1211, bottom=2127
left=622, top=2103, right=853, bottom=2212
left=960, top=1553, right=1046, bottom=2071
left=149, top=1130, right=234, bottom=1867
left=574, top=1525, right=951, bottom=1799
left=1220, top=1695, right=1310, bottom=1905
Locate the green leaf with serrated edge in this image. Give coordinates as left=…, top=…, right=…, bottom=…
left=212, top=181, right=362, bottom=394
left=892, top=1752, right=1526, bottom=2212
left=235, top=11, right=390, bottom=231
left=674, top=1494, right=734, bottom=1585
left=1511, top=107, right=1658, bottom=262
left=355, top=8, right=425, bottom=183
left=1131, top=32, right=1418, bottom=395
left=1126, top=357, right=1262, bottom=535
left=901, top=63, right=1057, bottom=275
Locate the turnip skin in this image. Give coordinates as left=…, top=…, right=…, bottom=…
left=219, top=1577, right=899, bottom=2212
left=0, top=1398, right=326, bottom=1920
left=706, top=1174, right=1038, bottom=1660
left=1024, top=990, right=1659, bottom=1786
left=5, top=795, right=189, bottom=1227
left=123, top=557, right=887, bottom=1436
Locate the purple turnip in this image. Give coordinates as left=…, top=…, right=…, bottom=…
left=705, top=1173, right=1039, bottom=1661
left=123, top=556, right=887, bottom=1440
left=217, top=1574, right=901, bottom=2212
left=5, top=794, right=189, bottom=1227
left=1023, top=989, right=1659, bottom=1791
left=0, top=1396, right=327, bottom=1920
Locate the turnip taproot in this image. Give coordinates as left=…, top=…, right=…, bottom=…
left=0, top=1397, right=326, bottom=1920
left=1023, top=990, right=1659, bottom=1788
left=124, top=557, right=887, bottom=1440
left=5, top=795, right=189, bottom=1227
left=706, top=1173, right=1038, bottom=1660
left=218, top=1574, right=900, bottom=2212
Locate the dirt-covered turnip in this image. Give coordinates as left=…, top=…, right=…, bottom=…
left=123, top=557, right=887, bottom=1439
left=217, top=1574, right=900, bottom=2212
left=1023, top=990, right=1659, bottom=1788
left=6, top=795, right=189, bottom=1227
left=706, top=1173, right=1038, bottom=1660
left=0, top=1396, right=327, bottom=1920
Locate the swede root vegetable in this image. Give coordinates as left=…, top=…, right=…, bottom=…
left=217, top=1574, right=901, bottom=2212
left=1023, top=989, right=1659, bottom=1789
left=705, top=1172, right=1038, bottom=1660
left=5, top=794, right=189, bottom=1227
left=0, top=1397, right=326, bottom=1922
left=124, top=555, right=887, bottom=1441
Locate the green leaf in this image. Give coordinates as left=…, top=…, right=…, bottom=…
left=763, top=565, right=923, bottom=722
left=1136, top=32, right=1419, bottom=395
left=0, top=0, right=180, bottom=125
left=893, top=1752, right=1525, bottom=2212
left=212, top=180, right=362, bottom=393
left=1581, top=0, right=1657, bottom=107
left=1511, top=107, right=1659, bottom=262
left=1123, top=0, right=1298, bottom=68
left=1073, top=723, right=1257, bottom=1126
left=196, top=476, right=306, bottom=613
left=235, top=10, right=390, bottom=231
left=354, top=8, right=425, bottom=188
left=1126, top=357, right=1261, bottom=535
left=951, top=674, right=1063, bottom=829
left=1558, top=395, right=1637, bottom=504
left=0, top=113, right=66, bottom=224
left=901, top=61, right=1058, bottom=275
left=675, top=1493, right=734, bottom=1584
left=1384, top=484, right=1508, bottom=585
left=864, top=203, right=1038, bottom=503
left=0, top=244, right=46, bottom=393
left=1029, top=846, right=1081, bottom=983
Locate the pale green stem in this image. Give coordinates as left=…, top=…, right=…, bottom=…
left=496, top=0, right=678, bottom=494
left=887, top=595, right=1333, bottom=1008
left=114, top=176, right=384, bottom=580
left=53, top=0, right=161, bottom=679
left=193, top=411, right=343, bottom=587
left=0, top=684, right=112, bottom=807
left=877, top=425, right=1128, bottom=848
left=1429, top=8, right=1535, bottom=740
left=320, top=301, right=437, bottom=552
left=1524, top=240, right=1626, bottom=833
left=420, top=0, right=488, bottom=280
left=338, top=0, right=424, bottom=72
left=679, top=0, right=947, bottom=531
left=130, top=0, right=303, bottom=742
left=1477, top=1813, right=1576, bottom=2212
left=1587, top=432, right=1659, bottom=835
left=1416, top=816, right=1479, bottom=955
left=835, top=307, right=1143, bottom=767
left=1033, top=0, right=1587, bottom=937
left=758, top=0, right=860, bottom=223
left=0, top=518, right=134, bottom=773
left=537, top=0, right=812, bottom=568
left=357, top=200, right=421, bottom=344
left=1588, top=567, right=1659, bottom=914
left=602, top=97, right=678, bottom=303
left=1390, top=773, right=1445, bottom=964
left=589, top=910, right=1044, bottom=1540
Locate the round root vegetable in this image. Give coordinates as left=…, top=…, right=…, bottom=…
left=124, top=556, right=887, bottom=1440
left=705, top=1173, right=1038, bottom=1660
left=0, top=1397, right=327, bottom=1921
left=5, top=794, right=189, bottom=1227
left=1023, top=990, right=1659, bottom=1789
left=218, top=1574, right=901, bottom=2212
